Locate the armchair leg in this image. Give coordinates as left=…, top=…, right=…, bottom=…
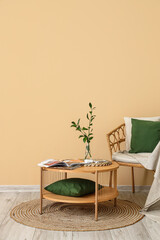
left=131, top=167, right=135, bottom=193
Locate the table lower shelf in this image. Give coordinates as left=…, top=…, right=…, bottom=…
left=42, top=187, right=118, bottom=204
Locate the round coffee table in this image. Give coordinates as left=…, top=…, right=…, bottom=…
left=40, top=161, right=119, bottom=221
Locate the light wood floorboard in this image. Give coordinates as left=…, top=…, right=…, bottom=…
left=72, top=230, right=113, bottom=240
left=0, top=192, right=18, bottom=225
left=32, top=229, right=73, bottom=240
left=0, top=192, right=37, bottom=240
left=0, top=191, right=160, bottom=240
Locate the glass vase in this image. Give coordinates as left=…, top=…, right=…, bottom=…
left=85, top=142, right=92, bottom=159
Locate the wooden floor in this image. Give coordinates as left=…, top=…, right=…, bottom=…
left=0, top=191, right=160, bottom=240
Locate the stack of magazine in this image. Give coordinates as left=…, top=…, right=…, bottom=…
left=37, top=159, right=85, bottom=170
left=38, top=159, right=112, bottom=169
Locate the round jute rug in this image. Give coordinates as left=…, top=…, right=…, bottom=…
left=10, top=199, right=144, bottom=231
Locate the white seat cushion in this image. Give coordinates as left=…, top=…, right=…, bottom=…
left=112, top=151, right=151, bottom=164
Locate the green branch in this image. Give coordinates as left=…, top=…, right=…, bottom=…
left=70, top=102, right=96, bottom=145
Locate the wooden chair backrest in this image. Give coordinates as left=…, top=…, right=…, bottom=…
left=106, top=123, right=125, bottom=159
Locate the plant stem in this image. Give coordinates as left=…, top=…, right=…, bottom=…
left=88, top=112, right=91, bottom=142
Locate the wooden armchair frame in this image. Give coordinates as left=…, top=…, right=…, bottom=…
left=106, top=123, right=144, bottom=193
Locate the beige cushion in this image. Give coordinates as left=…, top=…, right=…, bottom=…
left=124, top=116, right=160, bottom=151
left=112, top=151, right=151, bottom=164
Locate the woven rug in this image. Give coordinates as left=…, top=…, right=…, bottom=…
left=10, top=199, right=144, bottom=231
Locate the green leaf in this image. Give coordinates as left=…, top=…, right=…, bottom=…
left=88, top=133, right=93, bottom=136
left=77, top=119, right=80, bottom=125
left=89, top=137, right=93, bottom=141
left=76, top=126, right=81, bottom=131
left=71, top=121, right=76, bottom=125
left=83, top=137, right=87, bottom=143
left=89, top=102, right=92, bottom=108
left=71, top=125, right=76, bottom=127
left=91, top=117, right=94, bottom=121
left=79, top=135, right=84, bottom=138
left=86, top=113, right=89, bottom=119
left=82, top=127, right=88, bottom=130
left=89, top=111, right=92, bottom=115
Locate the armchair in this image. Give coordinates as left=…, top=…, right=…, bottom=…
left=106, top=123, right=144, bottom=193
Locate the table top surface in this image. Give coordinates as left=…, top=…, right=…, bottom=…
left=42, top=161, right=119, bottom=173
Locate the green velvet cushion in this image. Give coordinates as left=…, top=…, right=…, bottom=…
left=45, top=178, right=102, bottom=197
left=129, top=119, right=160, bottom=153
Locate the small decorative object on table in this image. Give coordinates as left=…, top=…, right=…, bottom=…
left=71, top=102, right=96, bottom=159
left=84, top=159, right=112, bottom=167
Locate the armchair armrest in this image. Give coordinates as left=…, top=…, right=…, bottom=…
left=106, top=123, right=125, bottom=159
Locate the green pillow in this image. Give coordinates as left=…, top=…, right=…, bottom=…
left=129, top=119, right=160, bottom=153
left=45, top=178, right=102, bottom=197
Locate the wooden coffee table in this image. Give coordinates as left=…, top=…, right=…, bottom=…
left=40, top=161, right=119, bottom=221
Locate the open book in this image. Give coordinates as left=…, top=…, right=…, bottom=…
left=37, top=159, right=85, bottom=169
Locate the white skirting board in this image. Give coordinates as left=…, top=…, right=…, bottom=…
left=0, top=185, right=150, bottom=192
left=0, top=185, right=40, bottom=192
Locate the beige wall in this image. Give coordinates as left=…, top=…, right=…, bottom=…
left=0, top=0, right=159, bottom=185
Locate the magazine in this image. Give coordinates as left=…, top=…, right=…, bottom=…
left=38, top=159, right=85, bottom=169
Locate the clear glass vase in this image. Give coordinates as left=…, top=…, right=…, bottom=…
left=85, top=142, right=92, bottom=159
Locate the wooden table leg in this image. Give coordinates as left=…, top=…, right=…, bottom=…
left=109, top=171, right=112, bottom=187
left=64, top=172, right=67, bottom=179
left=114, top=169, right=117, bottom=207
left=40, top=167, right=43, bottom=215
left=114, top=198, right=117, bottom=207
left=95, top=170, right=98, bottom=221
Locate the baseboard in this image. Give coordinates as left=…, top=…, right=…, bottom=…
left=0, top=185, right=150, bottom=192
left=0, top=185, right=40, bottom=192
left=117, top=185, right=150, bottom=192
